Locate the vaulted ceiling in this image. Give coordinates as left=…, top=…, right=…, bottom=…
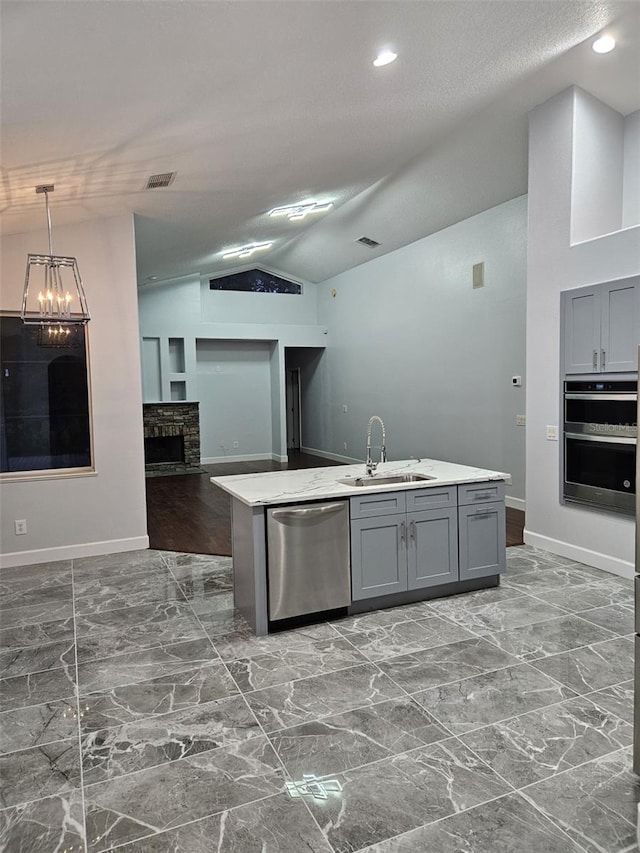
left=1, top=1, right=639, bottom=286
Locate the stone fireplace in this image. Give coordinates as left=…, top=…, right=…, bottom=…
left=143, top=402, right=200, bottom=474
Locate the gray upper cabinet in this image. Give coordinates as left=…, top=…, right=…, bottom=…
left=563, top=278, right=639, bottom=374
left=601, top=280, right=639, bottom=373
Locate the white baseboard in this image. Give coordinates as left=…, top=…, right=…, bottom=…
left=202, top=453, right=273, bottom=464
left=523, top=529, right=633, bottom=580
left=505, top=496, right=525, bottom=511
left=301, top=446, right=361, bottom=465
left=0, top=536, right=150, bottom=569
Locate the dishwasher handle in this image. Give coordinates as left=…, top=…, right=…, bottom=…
left=271, top=503, right=346, bottom=521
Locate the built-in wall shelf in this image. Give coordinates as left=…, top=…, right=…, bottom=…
left=142, top=336, right=193, bottom=403
left=168, top=338, right=185, bottom=373
left=170, top=381, right=186, bottom=401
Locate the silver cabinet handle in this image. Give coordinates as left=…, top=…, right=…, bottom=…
left=601, top=349, right=606, bottom=370
left=400, top=521, right=406, bottom=545
left=593, top=350, right=598, bottom=370
left=565, top=393, right=636, bottom=401
left=271, top=503, right=345, bottom=520
left=410, top=520, right=416, bottom=540
left=565, top=431, right=636, bottom=445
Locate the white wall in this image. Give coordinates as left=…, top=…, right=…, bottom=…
left=570, top=95, right=624, bottom=243
left=0, top=215, right=148, bottom=567
left=623, top=110, right=640, bottom=229
left=527, top=87, right=640, bottom=578
left=307, top=196, right=527, bottom=505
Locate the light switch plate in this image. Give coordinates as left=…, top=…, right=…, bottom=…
left=546, top=425, right=558, bottom=441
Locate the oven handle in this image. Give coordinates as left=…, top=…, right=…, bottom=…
left=564, top=393, right=637, bottom=401
left=565, top=432, right=637, bottom=445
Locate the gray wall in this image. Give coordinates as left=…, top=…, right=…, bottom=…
left=138, top=269, right=327, bottom=460
left=305, top=195, right=527, bottom=505
left=137, top=201, right=527, bottom=498
left=196, top=340, right=273, bottom=461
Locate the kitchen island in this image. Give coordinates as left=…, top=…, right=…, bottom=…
left=211, top=458, right=510, bottom=635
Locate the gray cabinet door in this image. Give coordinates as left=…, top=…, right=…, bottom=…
left=407, top=508, right=458, bottom=590
left=351, top=516, right=407, bottom=600
left=563, top=286, right=601, bottom=374
left=458, top=502, right=506, bottom=581
left=600, top=280, right=639, bottom=373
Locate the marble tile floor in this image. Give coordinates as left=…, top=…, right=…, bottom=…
left=0, top=545, right=636, bottom=852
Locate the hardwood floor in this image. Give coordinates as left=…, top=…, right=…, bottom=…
left=506, top=506, right=525, bottom=547
left=145, top=453, right=526, bottom=554
left=145, top=453, right=339, bottom=555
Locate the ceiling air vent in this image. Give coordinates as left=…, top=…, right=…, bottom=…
left=146, top=172, right=176, bottom=189
left=356, top=236, right=380, bottom=248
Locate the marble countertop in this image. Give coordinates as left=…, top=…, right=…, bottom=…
left=210, top=458, right=511, bottom=507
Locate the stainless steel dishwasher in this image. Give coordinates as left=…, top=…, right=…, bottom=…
left=266, top=501, right=351, bottom=621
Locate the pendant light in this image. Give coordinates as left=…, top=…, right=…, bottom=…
left=21, top=185, right=90, bottom=326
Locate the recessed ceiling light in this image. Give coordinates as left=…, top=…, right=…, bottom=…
left=592, top=34, right=615, bottom=54
left=269, top=200, right=334, bottom=221
left=221, top=242, right=272, bottom=261
left=373, top=49, right=397, bottom=68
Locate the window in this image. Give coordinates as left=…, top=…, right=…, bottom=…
left=210, top=268, right=302, bottom=294
left=0, top=315, right=93, bottom=476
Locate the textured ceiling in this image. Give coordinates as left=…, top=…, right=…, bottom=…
left=1, top=0, right=639, bottom=285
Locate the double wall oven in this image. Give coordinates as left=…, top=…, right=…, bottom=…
left=563, top=379, right=637, bottom=515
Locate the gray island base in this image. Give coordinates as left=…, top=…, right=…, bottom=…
left=212, top=459, right=510, bottom=636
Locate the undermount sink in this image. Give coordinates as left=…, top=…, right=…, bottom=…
left=338, top=473, right=436, bottom=487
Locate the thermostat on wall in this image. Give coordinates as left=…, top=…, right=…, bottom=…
left=512, top=376, right=523, bottom=386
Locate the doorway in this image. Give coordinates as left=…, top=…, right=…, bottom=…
left=285, top=367, right=301, bottom=451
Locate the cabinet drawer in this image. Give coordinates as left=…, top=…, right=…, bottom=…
left=406, top=486, right=456, bottom=512
left=458, top=481, right=505, bottom=506
left=350, top=491, right=407, bottom=519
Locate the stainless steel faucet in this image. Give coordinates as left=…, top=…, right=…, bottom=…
left=365, top=415, right=387, bottom=475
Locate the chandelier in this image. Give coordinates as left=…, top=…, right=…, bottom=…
left=21, top=185, right=90, bottom=326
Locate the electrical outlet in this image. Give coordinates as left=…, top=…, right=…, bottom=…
left=14, top=519, right=27, bottom=535
left=233, top=440, right=239, bottom=448
left=343, top=405, right=348, bottom=413
left=516, top=415, right=526, bottom=426
left=546, top=425, right=558, bottom=441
